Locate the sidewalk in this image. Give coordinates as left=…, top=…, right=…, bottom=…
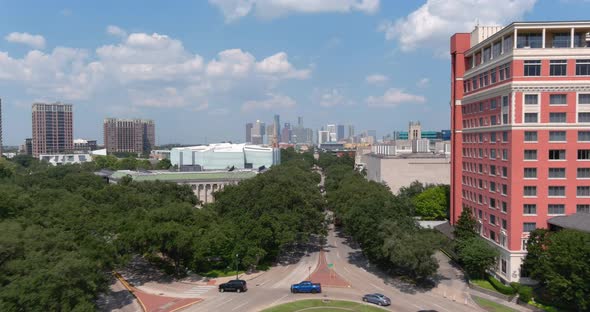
left=469, top=288, right=532, bottom=312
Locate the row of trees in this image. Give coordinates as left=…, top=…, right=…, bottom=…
left=93, top=155, right=171, bottom=170
left=319, top=153, right=444, bottom=281
left=0, top=153, right=325, bottom=311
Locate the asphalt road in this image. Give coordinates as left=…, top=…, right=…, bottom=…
left=182, top=222, right=480, bottom=312
left=183, top=168, right=480, bottom=312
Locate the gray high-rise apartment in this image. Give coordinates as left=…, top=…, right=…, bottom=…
left=337, top=125, right=345, bottom=141
left=104, top=118, right=155, bottom=154
left=32, top=103, right=74, bottom=157
left=273, top=114, right=280, bottom=144
left=348, top=125, right=355, bottom=140
left=245, top=123, right=253, bottom=143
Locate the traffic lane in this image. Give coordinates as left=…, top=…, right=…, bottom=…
left=324, top=228, right=479, bottom=312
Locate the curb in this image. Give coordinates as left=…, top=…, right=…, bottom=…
left=113, top=271, right=147, bottom=312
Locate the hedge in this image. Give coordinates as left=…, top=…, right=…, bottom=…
left=517, top=286, right=533, bottom=303
left=486, top=275, right=516, bottom=295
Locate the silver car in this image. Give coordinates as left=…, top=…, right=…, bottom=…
left=362, top=293, right=391, bottom=306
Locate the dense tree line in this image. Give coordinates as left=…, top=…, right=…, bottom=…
left=318, top=153, right=443, bottom=281
left=93, top=155, right=171, bottom=170
left=0, top=152, right=324, bottom=311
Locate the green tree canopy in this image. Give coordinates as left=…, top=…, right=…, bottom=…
left=412, top=185, right=449, bottom=220
left=457, top=237, right=499, bottom=279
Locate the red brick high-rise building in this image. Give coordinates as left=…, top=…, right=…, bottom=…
left=451, top=21, right=590, bottom=282
left=32, top=103, right=74, bottom=157
left=104, top=118, right=155, bottom=155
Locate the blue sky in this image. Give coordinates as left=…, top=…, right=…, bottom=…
left=1, top=0, right=589, bottom=145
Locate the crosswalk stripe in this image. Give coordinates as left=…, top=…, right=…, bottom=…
left=183, top=286, right=215, bottom=295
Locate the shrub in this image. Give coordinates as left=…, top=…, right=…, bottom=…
left=487, top=275, right=516, bottom=295
left=518, top=286, right=533, bottom=303
left=510, top=282, right=521, bottom=291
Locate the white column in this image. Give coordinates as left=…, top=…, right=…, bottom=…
left=542, top=28, right=546, bottom=48
left=571, top=28, right=575, bottom=48
left=514, top=28, right=518, bottom=49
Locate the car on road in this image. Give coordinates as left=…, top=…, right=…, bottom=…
left=218, top=279, right=247, bottom=293
left=291, top=281, right=322, bottom=293
left=362, top=293, right=391, bottom=306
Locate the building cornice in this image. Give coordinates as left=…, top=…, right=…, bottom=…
left=463, top=81, right=590, bottom=104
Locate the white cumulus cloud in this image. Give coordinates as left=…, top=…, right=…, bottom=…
left=256, top=52, right=310, bottom=79
left=366, top=88, right=426, bottom=108
left=0, top=28, right=310, bottom=113
left=365, top=74, right=389, bottom=85
left=379, top=0, right=536, bottom=54
left=210, top=0, right=379, bottom=21
left=242, top=93, right=296, bottom=111
left=106, top=25, right=127, bottom=37
left=5, top=32, right=46, bottom=49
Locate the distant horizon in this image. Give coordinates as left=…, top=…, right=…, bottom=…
left=1, top=1, right=587, bottom=145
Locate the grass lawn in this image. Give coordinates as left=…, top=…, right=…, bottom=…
left=261, top=299, right=388, bottom=312
left=471, top=279, right=498, bottom=292
left=472, top=296, right=518, bottom=312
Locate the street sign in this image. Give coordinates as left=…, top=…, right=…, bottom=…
left=327, top=263, right=334, bottom=268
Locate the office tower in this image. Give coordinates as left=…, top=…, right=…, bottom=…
left=451, top=21, right=590, bottom=283
left=245, top=123, right=253, bottom=143
left=298, top=116, right=303, bottom=128
left=337, top=125, right=345, bottom=141
left=104, top=118, right=155, bottom=154
left=318, top=130, right=329, bottom=145
left=32, top=102, right=73, bottom=157
left=281, top=122, right=291, bottom=143
left=348, top=125, right=355, bottom=140
left=273, top=114, right=280, bottom=143
left=267, top=124, right=275, bottom=145
left=409, top=121, right=422, bottom=140
left=251, top=120, right=264, bottom=145
left=0, top=98, right=2, bottom=156
left=327, top=124, right=337, bottom=142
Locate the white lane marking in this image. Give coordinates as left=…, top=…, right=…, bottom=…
left=369, top=283, right=384, bottom=291
left=231, top=300, right=250, bottom=311
left=433, top=303, right=451, bottom=312
left=412, top=304, right=423, bottom=309
left=336, top=251, right=340, bottom=259
left=343, top=266, right=351, bottom=274
left=217, top=298, right=234, bottom=306
left=270, top=294, right=289, bottom=307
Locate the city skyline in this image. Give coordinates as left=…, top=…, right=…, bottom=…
left=2, top=1, right=588, bottom=145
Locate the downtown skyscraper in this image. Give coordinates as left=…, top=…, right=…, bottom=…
left=32, top=103, right=73, bottom=157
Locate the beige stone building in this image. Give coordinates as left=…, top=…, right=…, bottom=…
left=365, top=153, right=450, bottom=194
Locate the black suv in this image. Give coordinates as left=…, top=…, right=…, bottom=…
left=218, top=280, right=247, bottom=293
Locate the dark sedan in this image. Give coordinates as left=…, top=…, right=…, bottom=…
left=219, top=280, right=247, bottom=293
left=362, top=293, right=391, bottom=306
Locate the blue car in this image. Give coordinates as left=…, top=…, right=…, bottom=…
left=362, top=293, right=391, bottom=306
left=291, top=281, right=322, bottom=293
